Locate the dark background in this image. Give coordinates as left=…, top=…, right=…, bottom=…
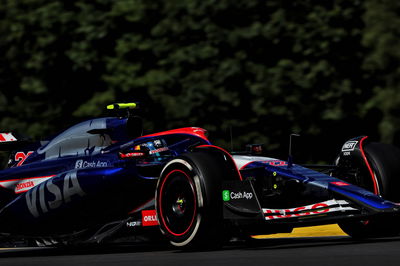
left=1, top=0, right=399, bottom=165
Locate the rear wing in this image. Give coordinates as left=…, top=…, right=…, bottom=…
left=0, top=133, right=42, bottom=168
left=0, top=133, right=17, bottom=142
left=0, top=133, right=34, bottom=151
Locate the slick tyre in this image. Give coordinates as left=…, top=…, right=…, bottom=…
left=155, top=152, right=225, bottom=248
left=338, top=142, right=400, bottom=238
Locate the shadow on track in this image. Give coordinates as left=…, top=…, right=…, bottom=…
left=1, top=236, right=400, bottom=257
left=238, top=235, right=400, bottom=251
left=0, top=243, right=172, bottom=258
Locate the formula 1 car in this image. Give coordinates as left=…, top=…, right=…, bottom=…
left=1, top=103, right=400, bottom=248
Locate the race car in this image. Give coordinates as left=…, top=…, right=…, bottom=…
left=0, top=102, right=400, bottom=248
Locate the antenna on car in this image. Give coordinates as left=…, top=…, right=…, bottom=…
left=288, top=133, right=300, bottom=167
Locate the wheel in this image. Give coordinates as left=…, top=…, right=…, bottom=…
left=155, top=152, right=226, bottom=248
left=336, top=142, right=400, bottom=238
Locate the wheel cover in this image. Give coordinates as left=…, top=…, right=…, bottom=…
left=158, top=169, right=197, bottom=237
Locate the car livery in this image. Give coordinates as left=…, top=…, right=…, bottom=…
left=0, top=103, right=399, bottom=248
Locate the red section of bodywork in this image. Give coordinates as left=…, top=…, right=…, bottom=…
left=141, top=127, right=209, bottom=142
left=330, top=181, right=350, bottom=186
left=359, top=136, right=379, bottom=195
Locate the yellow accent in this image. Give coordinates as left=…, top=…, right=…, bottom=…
left=273, top=172, right=277, bottom=176
left=252, top=224, right=347, bottom=239
left=273, top=184, right=278, bottom=189
left=107, top=103, right=137, bottom=110
left=176, top=199, right=184, bottom=204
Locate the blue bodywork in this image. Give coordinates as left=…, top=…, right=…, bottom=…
left=0, top=117, right=210, bottom=237
left=0, top=116, right=399, bottom=242
left=243, top=161, right=397, bottom=211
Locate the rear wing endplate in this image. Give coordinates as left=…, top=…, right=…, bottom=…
left=0, top=133, right=34, bottom=151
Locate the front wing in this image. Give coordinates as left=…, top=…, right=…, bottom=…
left=222, top=162, right=400, bottom=234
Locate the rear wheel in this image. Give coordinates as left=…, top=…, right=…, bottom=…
left=155, top=152, right=226, bottom=248
left=336, top=142, right=400, bottom=238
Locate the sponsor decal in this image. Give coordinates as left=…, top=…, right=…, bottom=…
left=149, top=147, right=169, bottom=155
left=0, top=133, right=17, bottom=142
left=264, top=204, right=328, bottom=219
left=262, top=160, right=288, bottom=167
left=222, top=190, right=253, bottom=201
left=342, top=141, right=358, bottom=152
left=222, top=190, right=230, bottom=201
left=119, top=152, right=146, bottom=158
left=75, top=160, right=108, bottom=169
left=14, top=151, right=34, bottom=167
left=139, top=139, right=169, bottom=155
left=15, top=181, right=34, bottom=192
left=25, top=171, right=85, bottom=218
left=142, top=210, right=158, bottom=226
left=0, top=175, right=55, bottom=194
left=126, top=221, right=141, bottom=227
left=230, top=191, right=253, bottom=200
left=263, top=199, right=356, bottom=220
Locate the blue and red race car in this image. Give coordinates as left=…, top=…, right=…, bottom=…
left=0, top=103, right=400, bottom=248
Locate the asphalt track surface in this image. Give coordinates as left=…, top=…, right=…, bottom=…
left=2, top=235, right=400, bottom=266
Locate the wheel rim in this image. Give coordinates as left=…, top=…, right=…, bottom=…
left=158, top=169, right=197, bottom=237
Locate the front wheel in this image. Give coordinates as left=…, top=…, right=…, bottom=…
left=155, top=152, right=226, bottom=248
left=336, top=141, right=400, bottom=238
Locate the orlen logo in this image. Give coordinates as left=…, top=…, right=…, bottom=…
left=264, top=203, right=329, bottom=220
left=142, top=210, right=158, bottom=226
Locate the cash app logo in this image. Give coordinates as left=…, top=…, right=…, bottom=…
left=222, top=190, right=230, bottom=201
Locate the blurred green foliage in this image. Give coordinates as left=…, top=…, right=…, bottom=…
left=1, top=0, right=400, bottom=164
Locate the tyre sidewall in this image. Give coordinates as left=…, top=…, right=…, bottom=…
left=338, top=142, right=400, bottom=237
left=364, top=143, right=400, bottom=202
left=156, top=152, right=224, bottom=247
